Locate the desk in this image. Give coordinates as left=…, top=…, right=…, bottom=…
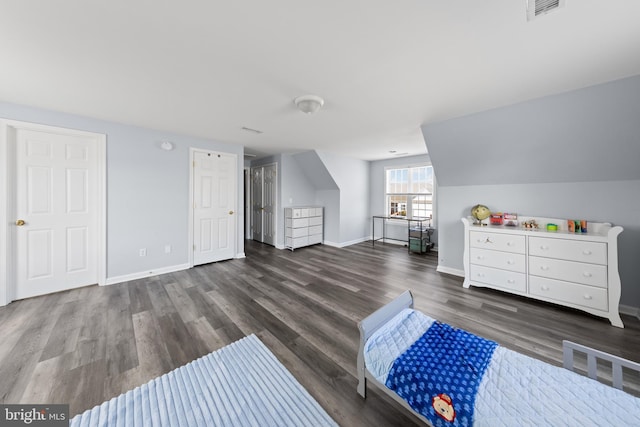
left=372, top=216, right=434, bottom=253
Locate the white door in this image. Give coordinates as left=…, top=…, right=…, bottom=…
left=251, top=167, right=263, bottom=242
left=14, top=128, right=100, bottom=300
left=193, top=150, right=237, bottom=265
left=262, top=164, right=277, bottom=246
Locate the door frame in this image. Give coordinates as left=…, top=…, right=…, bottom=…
left=188, top=147, right=239, bottom=267
left=0, top=119, right=107, bottom=306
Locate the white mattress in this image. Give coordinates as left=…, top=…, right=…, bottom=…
left=364, top=309, right=640, bottom=427
left=71, top=334, right=338, bottom=427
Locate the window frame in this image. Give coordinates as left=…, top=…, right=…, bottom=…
left=383, top=163, right=434, bottom=223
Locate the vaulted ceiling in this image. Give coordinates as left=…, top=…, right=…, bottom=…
left=2, top=1, right=640, bottom=160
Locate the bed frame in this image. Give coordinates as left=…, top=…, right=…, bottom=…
left=357, top=290, right=640, bottom=424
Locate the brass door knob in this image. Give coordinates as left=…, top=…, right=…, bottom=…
left=15, top=219, right=26, bottom=226
left=229, top=210, right=234, bottom=215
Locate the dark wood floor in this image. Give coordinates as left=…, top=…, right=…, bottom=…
left=1, top=240, right=639, bottom=425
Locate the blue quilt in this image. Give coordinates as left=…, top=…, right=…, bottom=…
left=385, top=321, right=497, bottom=426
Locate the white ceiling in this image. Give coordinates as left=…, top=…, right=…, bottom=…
left=2, top=1, right=640, bottom=161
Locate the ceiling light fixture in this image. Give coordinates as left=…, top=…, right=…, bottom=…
left=294, top=95, right=324, bottom=114
left=160, top=141, right=174, bottom=151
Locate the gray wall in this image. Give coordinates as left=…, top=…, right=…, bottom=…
left=422, top=75, right=640, bottom=308
left=1, top=101, right=245, bottom=280
left=316, top=151, right=370, bottom=245
left=423, top=74, right=640, bottom=186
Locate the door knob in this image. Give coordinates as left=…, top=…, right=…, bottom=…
left=15, top=219, right=26, bottom=226
left=229, top=210, right=234, bottom=215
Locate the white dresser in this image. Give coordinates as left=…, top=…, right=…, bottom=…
left=461, top=217, right=624, bottom=327
left=285, top=207, right=323, bottom=251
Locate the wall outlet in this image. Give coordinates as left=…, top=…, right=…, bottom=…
left=164, top=244, right=171, bottom=254
left=139, top=248, right=147, bottom=257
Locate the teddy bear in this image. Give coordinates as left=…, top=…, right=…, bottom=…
left=432, top=393, right=456, bottom=422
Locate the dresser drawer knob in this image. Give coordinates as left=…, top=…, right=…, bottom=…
left=507, top=241, right=513, bottom=246
left=583, top=272, right=593, bottom=278
left=476, top=256, right=484, bottom=261
left=540, top=285, right=550, bottom=291
left=540, top=265, right=549, bottom=271
left=507, top=260, right=514, bottom=265
left=507, top=279, right=515, bottom=284
left=583, top=250, right=592, bottom=255
left=583, top=294, right=593, bottom=300
left=477, top=273, right=485, bottom=278
left=540, top=245, right=549, bottom=251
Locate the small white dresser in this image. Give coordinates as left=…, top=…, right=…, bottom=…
left=285, top=207, right=323, bottom=251
left=462, top=216, right=624, bottom=327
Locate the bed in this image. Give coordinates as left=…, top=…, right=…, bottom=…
left=357, top=290, right=640, bottom=426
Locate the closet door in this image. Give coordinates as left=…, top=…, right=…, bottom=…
left=250, top=163, right=277, bottom=245
left=251, top=167, right=263, bottom=242
left=262, top=164, right=277, bottom=246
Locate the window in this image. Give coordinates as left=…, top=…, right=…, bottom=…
left=385, top=165, right=433, bottom=220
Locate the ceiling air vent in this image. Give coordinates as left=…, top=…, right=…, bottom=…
left=527, top=0, right=565, bottom=21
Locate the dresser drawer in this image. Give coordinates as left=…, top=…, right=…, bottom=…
left=529, top=237, right=607, bottom=265
left=470, top=248, right=525, bottom=273
left=308, top=225, right=323, bottom=235
left=469, top=265, right=526, bottom=293
left=308, top=234, right=323, bottom=245
left=286, top=217, right=309, bottom=228
left=290, top=208, right=309, bottom=218
left=470, top=231, right=525, bottom=254
left=286, top=236, right=308, bottom=248
left=286, top=227, right=308, bottom=238
left=308, top=216, right=322, bottom=226
left=529, top=276, right=607, bottom=311
left=529, top=256, right=607, bottom=288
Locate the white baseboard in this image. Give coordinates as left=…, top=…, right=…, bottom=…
left=620, top=304, right=640, bottom=320
left=105, top=263, right=191, bottom=286
left=436, top=265, right=465, bottom=277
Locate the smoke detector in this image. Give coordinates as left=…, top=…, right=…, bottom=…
left=527, top=0, right=565, bottom=21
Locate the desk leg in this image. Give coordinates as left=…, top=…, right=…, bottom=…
left=372, top=217, right=375, bottom=247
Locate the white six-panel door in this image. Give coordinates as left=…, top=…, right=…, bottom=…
left=251, top=167, right=264, bottom=242
left=192, top=150, right=237, bottom=265
left=14, top=128, right=100, bottom=300
left=250, top=163, right=277, bottom=245
left=262, top=163, right=277, bottom=246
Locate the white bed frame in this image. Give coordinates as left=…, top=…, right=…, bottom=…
left=357, top=290, right=640, bottom=424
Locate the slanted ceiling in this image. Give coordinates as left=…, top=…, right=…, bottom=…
left=292, top=151, right=338, bottom=191
left=421, top=75, right=640, bottom=187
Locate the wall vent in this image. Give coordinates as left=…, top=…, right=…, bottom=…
left=527, top=0, right=565, bottom=21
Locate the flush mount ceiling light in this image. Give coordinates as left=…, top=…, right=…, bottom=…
left=294, top=95, right=324, bottom=114
left=160, top=141, right=174, bottom=151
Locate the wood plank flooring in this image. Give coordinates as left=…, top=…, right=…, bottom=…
left=1, top=240, right=639, bottom=425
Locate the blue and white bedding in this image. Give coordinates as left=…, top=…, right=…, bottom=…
left=364, top=309, right=640, bottom=427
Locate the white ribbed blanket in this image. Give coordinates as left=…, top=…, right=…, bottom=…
left=71, top=334, right=337, bottom=427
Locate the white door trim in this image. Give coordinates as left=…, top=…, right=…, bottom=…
left=188, top=147, right=239, bottom=267
left=0, top=119, right=106, bottom=306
